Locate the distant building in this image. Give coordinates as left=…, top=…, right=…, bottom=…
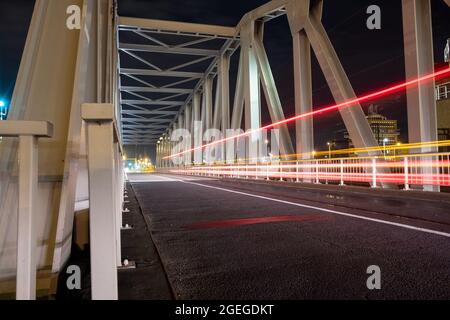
left=436, top=42, right=450, bottom=150
left=338, top=105, right=400, bottom=149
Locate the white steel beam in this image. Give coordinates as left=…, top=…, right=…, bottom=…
left=293, top=30, right=314, bottom=160
left=402, top=0, right=438, bottom=191
left=185, top=105, right=192, bottom=164
left=119, top=43, right=220, bottom=57
left=81, top=104, right=119, bottom=300
left=242, top=22, right=261, bottom=161
left=231, top=50, right=245, bottom=130
left=121, top=86, right=192, bottom=94
left=120, top=68, right=203, bottom=78
left=254, top=37, right=295, bottom=156
left=121, top=100, right=185, bottom=106
left=204, top=77, right=213, bottom=132
left=118, top=16, right=236, bottom=38
left=219, top=54, right=230, bottom=131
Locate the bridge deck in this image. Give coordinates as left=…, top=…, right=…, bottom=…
left=122, top=173, right=450, bottom=299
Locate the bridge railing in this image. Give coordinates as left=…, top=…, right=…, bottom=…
left=81, top=103, right=125, bottom=300
left=0, top=121, right=53, bottom=300
left=170, top=152, right=450, bottom=191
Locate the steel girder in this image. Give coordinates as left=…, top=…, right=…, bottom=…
left=118, top=17, right=240, bottom=148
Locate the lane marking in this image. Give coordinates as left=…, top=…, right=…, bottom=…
left=183, top=181, right=450, bottom=239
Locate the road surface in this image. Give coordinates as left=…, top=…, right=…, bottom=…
left=127, top=173, right=450, bottom=299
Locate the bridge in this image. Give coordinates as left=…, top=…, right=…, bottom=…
left=0, top=0, right=450, bottom=301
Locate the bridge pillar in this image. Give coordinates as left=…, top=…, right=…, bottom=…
left=184, top=105, right=192, bottom=165
left=241, top=21, right=262, bottom=164
left=229, top=51, right=245, bottom=164
left=193, top=92, right=202, bottom=164
left=402, top=0, right=439, bottom=192
left=82, top=103, right=120, bottom=300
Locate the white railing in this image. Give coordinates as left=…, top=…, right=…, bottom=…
left=81, top=103, right=126, bottom=300
left=171, top=153, right=450, bottom=191
left=0, top=121, right=53, bottom=300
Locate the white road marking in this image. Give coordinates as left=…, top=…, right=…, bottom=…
left=183, top=181, right=450, bottom=239
left=128, top=174, right=179, bottom=183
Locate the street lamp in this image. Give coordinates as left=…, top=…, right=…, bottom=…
left=0, top=100, right=6, bottom=121
left=327, top=142, right=333, bottom=159
left=383, top=138, right=389, bottom=158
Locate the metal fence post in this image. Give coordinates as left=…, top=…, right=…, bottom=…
left=404, top=157, right=410, bottom=191
left=315, top=161, right=320, bottom=184
left=340, top=159, right=345, bottom=186
left=371, top=158, right=378, bottom=188
left=82, top=104, right=119, bottom=300
left=0, top=121, right=53, bottom=300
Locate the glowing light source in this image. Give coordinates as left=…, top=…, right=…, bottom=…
left=165, top=67, right=450, bottom=160
left=0, top=100, right=5, bottom=108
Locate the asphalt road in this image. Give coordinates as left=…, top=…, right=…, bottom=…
left=128, top=173, right=450, bottom=300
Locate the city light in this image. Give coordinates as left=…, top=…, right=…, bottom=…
left=0, top=100, right=7, bottom=121
left=165, top=67, right=450, bottom=160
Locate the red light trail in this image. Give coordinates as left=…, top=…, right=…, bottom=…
left=165, top=67, right=450, bottom=160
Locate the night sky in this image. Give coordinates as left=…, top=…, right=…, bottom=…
left=1, top=0, right=449, bottom=154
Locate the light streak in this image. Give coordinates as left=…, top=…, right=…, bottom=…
left=165, top=67, right=450, bottom=160
left=171, top=158, right=450, bottom=187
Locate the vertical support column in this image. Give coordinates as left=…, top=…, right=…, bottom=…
left=241, top=21, right=261, bottom=162
left=228, top=51, right=245, bottom=164
left=193, top=92, right=202, bottom=164
left=164, top=134, right=170, bottom=168
left=161, top=137, right=165, bottom=168
left=402, top=0, right=438, bottom=192
left=213, top=77, right=221, bottom=131
left=16, top=135, right=38, bottom=300
left=204, top=76, right=213, bottom=133
left=231, top=50, right=245, bottom=131
left=156, top=142, right=161, bottom=168
left=178, top=114, right=184, bottom=167
left=293, top=30, right=314, bottom=159
left=82, top=104, right=118, bottom=300
left=219, top=54, right=230, bottom=131
left=185, top=105, right=192, bottom=165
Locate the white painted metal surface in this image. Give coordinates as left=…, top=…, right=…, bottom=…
left=82, top=103, right=119, bottom=300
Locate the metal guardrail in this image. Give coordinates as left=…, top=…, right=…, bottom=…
left=171, top=153, right=450, bottom=190
left=0, top=121, right=53, bottom=300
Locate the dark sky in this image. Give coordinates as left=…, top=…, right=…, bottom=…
left=1, top=0, right=449, bottom=153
